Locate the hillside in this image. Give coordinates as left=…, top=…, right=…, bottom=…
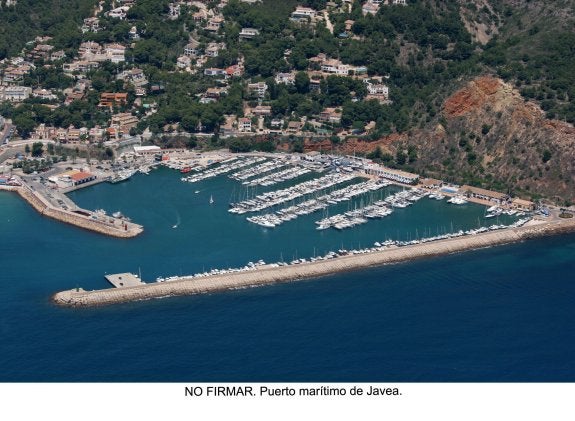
left=404, top=76, right=574, bottom=203
left=0, top=0, right=574, bottom=202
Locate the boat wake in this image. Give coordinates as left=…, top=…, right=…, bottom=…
left=173, top=212, right=181, bottom=229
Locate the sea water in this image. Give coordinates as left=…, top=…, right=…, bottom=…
left=0, top=167, right=573, bottom=381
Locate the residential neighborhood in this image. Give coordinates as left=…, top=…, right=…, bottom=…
left=0, top=0, right=396, bottom=149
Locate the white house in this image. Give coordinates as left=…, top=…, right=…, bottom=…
left=239, top=28, right=260, bottom=39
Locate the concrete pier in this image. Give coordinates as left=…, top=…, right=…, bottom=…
left=52, top=217, right=575, bottom=307
left=1, top=183, right=143, bottom=238
left=105, top=273, right=145, bottom=288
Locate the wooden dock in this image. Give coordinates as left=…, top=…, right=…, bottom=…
left=105, top=273, right=145, bottom=288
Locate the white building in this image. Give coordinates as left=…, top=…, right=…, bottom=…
left=104, top=43, right=126, bottom=63
left=238, top=118, right=252, bottom=132
left=291, top=6, right=316, bottom=21
left=365, top=164, right=419, bottom=184
left=239, top=28, right=260, bottom=39
left=247, top=82, right=268, bottom=98
left=367, top=83, right=389, bottom=96
left=275, top=72, right=296, bottom=85
left=0, top=86, right=32, bottom=102
left=321, top=60, right=349, bottom=75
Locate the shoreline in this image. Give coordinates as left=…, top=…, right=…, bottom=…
left=52, top=217, right=575, bottom=307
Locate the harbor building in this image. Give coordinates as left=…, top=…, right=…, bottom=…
left=364, top=164, right=419, bottom=184
left=48, top=170, right=96, bottom=189
left=460, top=185, right=509, bottom=204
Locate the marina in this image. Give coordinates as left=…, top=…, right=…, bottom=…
left=1, top=149, right=573, bottom=383
left=1, top=149, right=558, bottom=305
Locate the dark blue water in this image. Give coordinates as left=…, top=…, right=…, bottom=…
left=0, top=167, right=574, bottom=381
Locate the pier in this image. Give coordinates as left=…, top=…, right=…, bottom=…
left=2, top=181, right=143, bottom=238
left=105, top=273, right=145, bottom=288
left=52, top=217, right=575, bottom=308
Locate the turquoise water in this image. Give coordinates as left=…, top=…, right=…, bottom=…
left=0, top=167, right=573, bottom=381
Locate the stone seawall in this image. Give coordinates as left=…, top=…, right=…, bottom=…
left=52, top=218, right=575, bottom=307
left=10, top=186, right=143, bottom=238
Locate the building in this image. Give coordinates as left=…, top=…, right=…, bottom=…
left=104, top=43, right=126, bottom=63
left=119, top=68, right=147, bottom=88
left=168, top=2, right=180, bottom=19
left=49, top=170, right=96, bottom=188
left=99, top=92, right=128, bottom=107
left=252, top=105, right=272, bottom=116
left=108, top=6, right=130, bottom=19
left=63, top=60, right=99, bottom=75
left=275, top=72, right=296, bottom=85
left=365, top=164, right=419, bottom=184
left=205, top=87, right=228, bottom=98
left=32, top=88, right=57, bottom=101
left=247, top=82, right=268, bottom=98
left=226, top=64, right=243, bottom=77
left=239, top=28, right=260, bottom=39
left=79, top=41, right=102, bottom=57
left=319, top=107, right=342, bottom=124
left=82, top=17, right=100, bottom=33
left=238, top=117, right=252, bottom=132
left=287, top=120, right=303, bottom=133
left=206, top=16, right=224, bottom=31
left=291, top=6, right=317, bottom=22
left=511, top=198, right=536, bottom=211
left=134, top=145, right=161, bottom=155
left=362, top=1, right=380, bottom=15
left=204, top=68, right=226, bottom=77
left=177, top=55, right=192, bottom=69
left=321, top=59, right=349, bottom=75
left=88, top=126, right=105, bottom=142
left=192, top=9, right=208, bottom=22
left=50, top=50, right=66, bottom=61
left=419, top=178, right=443, bottom=189
left=184, top=40, right=201, bottom=57
left=27, top=44, right=54, bottom=61
left=111, top=112, right=139, bottom=133
left=460, top=185, right=509, bottom=204
left=205, top=42, right=225, bottom=57
left=0, top=86, right=32, bottom=102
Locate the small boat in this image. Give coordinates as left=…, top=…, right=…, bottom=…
left=194, top=190, right=200, bottom=194
left=209, top=195, right=214, bottom=204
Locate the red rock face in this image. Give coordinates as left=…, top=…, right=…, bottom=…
left=443, top=76, right=501, bottom=117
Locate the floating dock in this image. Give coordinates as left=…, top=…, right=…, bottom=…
left=52, top=217, right=575, bottom=308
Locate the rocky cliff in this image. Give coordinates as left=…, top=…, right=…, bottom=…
left=390, top=76, right=574, bottom=203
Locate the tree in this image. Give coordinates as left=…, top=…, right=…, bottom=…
left=395, top=149, right=407, bottom=166
left=294, top=71, right=310, bottom=94
left=12, top=115, right=36, bottom=139
left=31, top=142, right=44, bottom=157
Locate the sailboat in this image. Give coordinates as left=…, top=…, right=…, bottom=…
left=209, top=195, right=214, bottom=204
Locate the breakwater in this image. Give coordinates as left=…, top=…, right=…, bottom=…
left=4, top=185, right=143, bottom=238
left=52, top=217, right=575, bottom=307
